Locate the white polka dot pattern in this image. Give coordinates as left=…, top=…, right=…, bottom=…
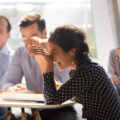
left=43, top=55, right=120, bottom=120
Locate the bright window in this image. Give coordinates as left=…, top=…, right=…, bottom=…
left=0, top=0, right=97, bottom=59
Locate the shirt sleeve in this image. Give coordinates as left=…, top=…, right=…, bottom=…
left=1, top=48, right=24, bottom=90
left=43, top=66, right=93, bottom=105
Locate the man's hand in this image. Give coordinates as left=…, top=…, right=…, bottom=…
left=115, top=47, right=120, bottom=57
left=5, top=84, right=26, bottom=92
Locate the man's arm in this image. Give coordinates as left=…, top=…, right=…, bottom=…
left=1, top=48, right=24, bottom=91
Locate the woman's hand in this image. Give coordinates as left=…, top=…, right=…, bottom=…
left=27, top=45, right=54, bottom=73
left=30, top=37, right=48, bottom=48
left=27, top=45, right=53, bottom=63
left=24, top=36, right=48, bottom=50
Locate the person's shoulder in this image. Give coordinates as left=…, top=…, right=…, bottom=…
left=14, top=45, right=27, bottom=53
left=12, top=45, right=28, bottom=58
left=89, top=58, right=104, bottom=69
left=78, top=58, right=103, bottom=72
left=16, top=45, right=27, bottom=50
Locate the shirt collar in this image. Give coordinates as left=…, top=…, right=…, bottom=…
left=0, top=43, right=12, bottom=55
left=69, top=54, right=91, bottom=77
left=77, top=54, right=91, bottom=66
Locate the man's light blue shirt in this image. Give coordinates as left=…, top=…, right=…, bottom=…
left=0, top=43, right=14, bottom=89
left=2, top=46, right=70, bottom=91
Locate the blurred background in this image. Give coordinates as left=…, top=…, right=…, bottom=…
left=0, top=0, right=97, bottom=58
left=0, top=0, right=120, bottom=70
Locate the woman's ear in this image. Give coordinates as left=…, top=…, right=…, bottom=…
left=69, top=48, right=76, bottom=55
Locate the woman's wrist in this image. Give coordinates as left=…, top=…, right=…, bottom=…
left=44, top=61, right=54, bottom=73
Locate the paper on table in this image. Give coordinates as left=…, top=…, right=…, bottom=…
left=0, top=90, right=75, bottom=107
left=1, top=90, right=44, bottom=102
left=0, top=99, right=75, bottom=109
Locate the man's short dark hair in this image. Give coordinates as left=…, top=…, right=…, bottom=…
left=0, top=15, right=11, bottom=33
left=18, top=12, right=46, bottom=32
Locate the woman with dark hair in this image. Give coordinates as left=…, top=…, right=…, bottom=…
left=28, top=25, right=120, bottom=120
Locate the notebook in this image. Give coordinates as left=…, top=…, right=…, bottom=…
left=1, top=90, right=44, bottom=102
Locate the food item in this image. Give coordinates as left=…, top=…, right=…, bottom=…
left=39, top=38, right=48, bottom=43
left=55, top=82, right=63, bottom=87
left=30, top=37, right=48, bottom=51
left=30, top=36, right=48, bottom=43
left=34, top=37, right=40, bottom=42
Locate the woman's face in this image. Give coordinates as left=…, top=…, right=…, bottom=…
left=48, top=42, right=73, bottom=71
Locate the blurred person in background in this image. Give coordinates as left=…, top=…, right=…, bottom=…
left=108, top=47, right=120, bottom=95
left=2, top=12, right=77, bottom=120
left=0, top=15, right=14, bottom=120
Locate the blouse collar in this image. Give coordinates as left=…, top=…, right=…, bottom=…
left=69, top=54, right=91, bottom=77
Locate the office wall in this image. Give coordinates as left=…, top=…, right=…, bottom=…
left=91, top=0, right=115, bottom=70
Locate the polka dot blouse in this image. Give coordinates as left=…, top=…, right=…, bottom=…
left=43, top=55, right=120, bottom=120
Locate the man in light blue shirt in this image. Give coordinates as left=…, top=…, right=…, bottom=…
left=0, top=43, right=14, bottom=89
left=0, top=15, right=14, bottom=120
left=2, top=13, right=76, bottom=120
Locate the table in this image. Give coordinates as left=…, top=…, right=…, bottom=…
left=0, top=94, right=75, bottom=120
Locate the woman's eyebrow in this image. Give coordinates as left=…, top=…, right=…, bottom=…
left=51, top=49, right=57, bottom=52
left=30, top=34, right=38, bottom=36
